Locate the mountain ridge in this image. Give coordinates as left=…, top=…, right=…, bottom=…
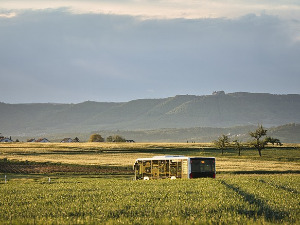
left=1, top=92, right=299, bottom=136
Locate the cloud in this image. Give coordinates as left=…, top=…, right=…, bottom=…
left=0, top=9, right=299, bottom=103
left=1, top=0, right=300, bottom=20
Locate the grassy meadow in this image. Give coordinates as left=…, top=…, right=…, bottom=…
left=0, top=142, right=299, bottom=224
left=0, top=175, right=299, bottom=224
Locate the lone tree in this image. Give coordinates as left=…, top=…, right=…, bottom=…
left=249, top=125, right=268, bottom=157
left=89, top=134, right=104, bottom=142
left=213, top=134, right=230, bottom=155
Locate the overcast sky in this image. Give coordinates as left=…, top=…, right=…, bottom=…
left=1, top=0, right=300, bottom=103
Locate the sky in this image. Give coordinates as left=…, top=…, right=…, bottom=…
left=1, top=0, right=300, bottom=103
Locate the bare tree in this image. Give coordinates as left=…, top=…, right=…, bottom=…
left=233, top=139, right=243, bottom=156
left=249, top=125, right=268, bottom=157
left=213, top=134, right=230, bottom=155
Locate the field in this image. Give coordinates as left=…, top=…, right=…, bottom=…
left=0, top=142, right=299, bottom=224
left=1, top=142, right=299, bottom=173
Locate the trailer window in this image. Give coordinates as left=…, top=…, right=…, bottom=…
left=159, top=160, right=167, bottom=178
left=143, top=161, right=151, bottom=176
left=152, top=160, right=159, bottom=178
left=191, top=159, right=215, bottom=173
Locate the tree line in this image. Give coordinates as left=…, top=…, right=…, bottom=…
left=89, top=134, right=127, bottom=143
left=213, top=124, right=282, bottom=157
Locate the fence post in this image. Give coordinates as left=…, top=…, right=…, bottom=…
left=5, top=175, right=7, bottom=184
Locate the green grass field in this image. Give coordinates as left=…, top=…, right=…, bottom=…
left=0, top=142, right=299, bottom=224
left=0, top=175, right=299, bottom=224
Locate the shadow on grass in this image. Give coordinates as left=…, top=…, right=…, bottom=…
left=221, top=170, right=300, bottom=175
left=258, top=179, right=299, bottom=194
left=220, top=180, right=289, bottom=222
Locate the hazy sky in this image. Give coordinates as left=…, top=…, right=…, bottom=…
left=1, top=0, right=300, bottom=103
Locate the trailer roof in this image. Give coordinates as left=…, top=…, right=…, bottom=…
left=135, top=155, right=215, bottom=161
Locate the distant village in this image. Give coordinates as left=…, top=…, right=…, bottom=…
left=0, top=133, right=135, bottom=143
left=0, top=134, right=80, bottom=143
left=27, top=137, right=80, bottom=143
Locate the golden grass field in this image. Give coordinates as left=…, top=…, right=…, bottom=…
left=1, top=142, right=299, bottom=173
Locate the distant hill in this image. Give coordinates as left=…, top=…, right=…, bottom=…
left=268, top=123, right=300, bottom=143
left=1, top=92, right=300, bottom=137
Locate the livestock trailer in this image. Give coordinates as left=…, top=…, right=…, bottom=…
left=133, top=155, right=216, bottom=180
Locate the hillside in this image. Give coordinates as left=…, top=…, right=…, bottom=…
left=0, top=92, right=300, bottom=136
